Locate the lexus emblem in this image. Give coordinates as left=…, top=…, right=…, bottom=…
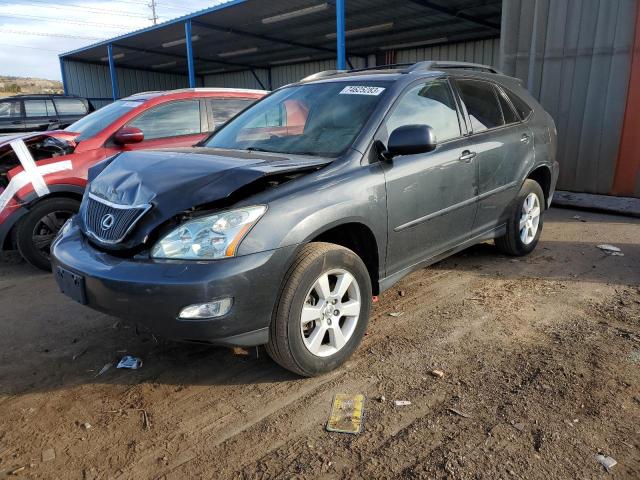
left=100, top=213, right=115, bottom=230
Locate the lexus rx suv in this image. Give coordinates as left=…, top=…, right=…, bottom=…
left=51, top=62, right=559, bottom=377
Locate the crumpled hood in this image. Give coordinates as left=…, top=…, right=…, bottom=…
left=83, top=147, right=330, bottom=249
left=0, top=130, right=78, bottom=148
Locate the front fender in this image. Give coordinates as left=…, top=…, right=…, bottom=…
left=237, top=162, right=388, bottom=268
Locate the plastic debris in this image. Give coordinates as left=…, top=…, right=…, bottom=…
left=81, top=422, right=92, bottom=430
left=393, top=400, right=411, bottom=407
left=42, top=448, right=56, bottom=462
left=9, top=466, right=26, bottom=475
left=597, top=244, right=624, bottom=256
left=326, top=394, right=365, bottom=434
left=141, top=409, right=151, bottom=430
left=595, top=454, right=617, bottom=472
left=116, top=355, right=143, bottom=370
left=95, top=363, right=111, bottom=377
left=448, top=408, right=471, bottom=418
left=430, top=369, right=445, bottom=378
left=72, top=348, right=87, bottom=361
left=378, top=395, right=386, bottom=402
left=388, top=312, right=404, bottom=317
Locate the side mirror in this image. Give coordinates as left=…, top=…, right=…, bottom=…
left=384, top=124, right=437, bottom=159
left=114, top=126, right=144, bottom=145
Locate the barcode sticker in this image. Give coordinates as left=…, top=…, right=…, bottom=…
left=339, top=86, right=386, bottom=96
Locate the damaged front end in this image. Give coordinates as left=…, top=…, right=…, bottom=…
left=78, top=148, right=330, bottom=254
left=0, top=133, right=76, bottom=190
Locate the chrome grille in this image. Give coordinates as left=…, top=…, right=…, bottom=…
left=83, top=193, right=151, bottom=244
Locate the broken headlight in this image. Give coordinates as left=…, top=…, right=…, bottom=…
left=150, top=205, right=267, bottom=260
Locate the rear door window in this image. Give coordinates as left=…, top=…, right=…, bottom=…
left=385, top=79, right=461, bottom=142
left=456, top=79, right=504, bottom=132
left=0, top=100, right=21, bottom=118
left=208, top=98, right=256, bottom=128
left=128, top=100, right=201, bottom=140
left=54, top=98, right=88, bottom=116
left=24, top=99, right=56, bottom=117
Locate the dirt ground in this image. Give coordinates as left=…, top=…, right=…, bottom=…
left=0, top=207, right=638, bottom=479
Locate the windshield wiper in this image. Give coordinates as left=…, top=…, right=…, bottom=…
left=246, top=147, right=275, bottom=153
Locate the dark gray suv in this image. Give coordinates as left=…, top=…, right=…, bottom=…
left=51, top=61, right=559, bottom=376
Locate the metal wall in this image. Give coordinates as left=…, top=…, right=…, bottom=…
left=202, top=58, right=367, bottom=90
left=501, top=0, right=638, bottom=196
left=201, top=39, right=498, bottom=90
left=62, top=60, right=193, bottom=108
left=395, top=37, right=500, bottom=66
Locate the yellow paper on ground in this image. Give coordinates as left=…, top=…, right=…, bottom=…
left=326, top=394, right=365, bottom=434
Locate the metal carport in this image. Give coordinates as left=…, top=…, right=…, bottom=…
left=59, top=0, right=640, bottom=197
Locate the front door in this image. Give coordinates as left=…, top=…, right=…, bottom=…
left=23, top=98, right=58, bottom=131
left=122, top=99, right=207, bottom=151
left=382, top=79, right=478, bottom=275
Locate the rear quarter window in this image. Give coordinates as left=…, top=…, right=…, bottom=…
left=504, top=89, right=533, bottom=120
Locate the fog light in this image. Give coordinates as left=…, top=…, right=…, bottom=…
left=178, top=297, right=233, bottom=320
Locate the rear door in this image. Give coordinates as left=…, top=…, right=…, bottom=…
left=123, top=99, right=205, bottom=150
left=23, top=98, right=58, bottom=131
left=454, top=78, right=533, bottom=234
left=53, top=97, right=89, bottom=127
left=382, top=78, right=478, bottom=275
left=0, top=98, right=25, bottom=132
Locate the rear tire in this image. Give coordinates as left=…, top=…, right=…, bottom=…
left=266, top=242, right=372, bottom=377
left=16, top=197, right=79, bottom=271
left=495, top=179, right=544, bottom=256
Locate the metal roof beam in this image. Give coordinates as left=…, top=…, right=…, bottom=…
left=407, top=0, right=501, bottom=30
left=112, top=44, right=262, bottom=70
left=191, top=20, right=366, bottom=59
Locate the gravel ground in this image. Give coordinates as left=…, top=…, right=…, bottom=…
left=0, top=207, right=638, bottom=479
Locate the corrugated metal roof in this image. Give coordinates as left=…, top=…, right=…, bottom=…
left=61, top=0, right=501, bottom=75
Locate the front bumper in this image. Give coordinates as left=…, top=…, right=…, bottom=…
left=51, top=220, right=297, bottom=346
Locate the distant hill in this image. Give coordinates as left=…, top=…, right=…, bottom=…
left=0, top=75, right=63, bottom=95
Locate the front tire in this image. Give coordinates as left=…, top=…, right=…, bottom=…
left=16, top=197, right=79, bottom=271
left=495, top=179, right=544, bottom=256
left=266, top=242, right=372, bottom=377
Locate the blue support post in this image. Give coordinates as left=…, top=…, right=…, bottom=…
left=107, top=44, right=119, bottom=100
left=336, top=0, right=346, bottom=70
left=59, top=57, right=68, bottom=95
left=185, top=20, right=196, bottom=88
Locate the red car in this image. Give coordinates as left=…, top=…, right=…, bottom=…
left=0, top=88, right=266, bottom=269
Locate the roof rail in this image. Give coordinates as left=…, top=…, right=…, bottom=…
left=299, top=61, right=501, bottom=82
left=300, top=70, right=345, bottom=82
left=405, top=61, right=501, bottom=74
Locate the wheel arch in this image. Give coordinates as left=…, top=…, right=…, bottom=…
left=2, top=186, right=83, bottom=250
left=526, top=165, right=552, bottom=208
left=308, top=221, right=380, bottom=295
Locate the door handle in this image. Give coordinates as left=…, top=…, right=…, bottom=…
left=459, top=150, right=476, bottom=163
left=520, top=133, right=530, bottom=143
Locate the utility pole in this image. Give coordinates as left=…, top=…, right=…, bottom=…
left=148, top=0, right=158, bottom=25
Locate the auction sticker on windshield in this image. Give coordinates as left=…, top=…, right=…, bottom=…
left=340, top=86, right=385, bottom=95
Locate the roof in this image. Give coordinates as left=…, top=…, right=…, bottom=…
left=60, top=0, right=502, bottom=76
left=121, top=87, right=268, bottom=101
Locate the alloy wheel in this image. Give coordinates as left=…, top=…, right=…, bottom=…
left=300, top=268, right=361, bottom=357
left=519, top=192, right=541, bottom=245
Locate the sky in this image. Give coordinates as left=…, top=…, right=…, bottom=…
left=0, top=0, right=223, bottom=80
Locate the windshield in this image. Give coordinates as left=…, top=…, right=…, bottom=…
left=205, top=81, right=390, bottom=156
left=65, top=100, right=143, bottom=141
